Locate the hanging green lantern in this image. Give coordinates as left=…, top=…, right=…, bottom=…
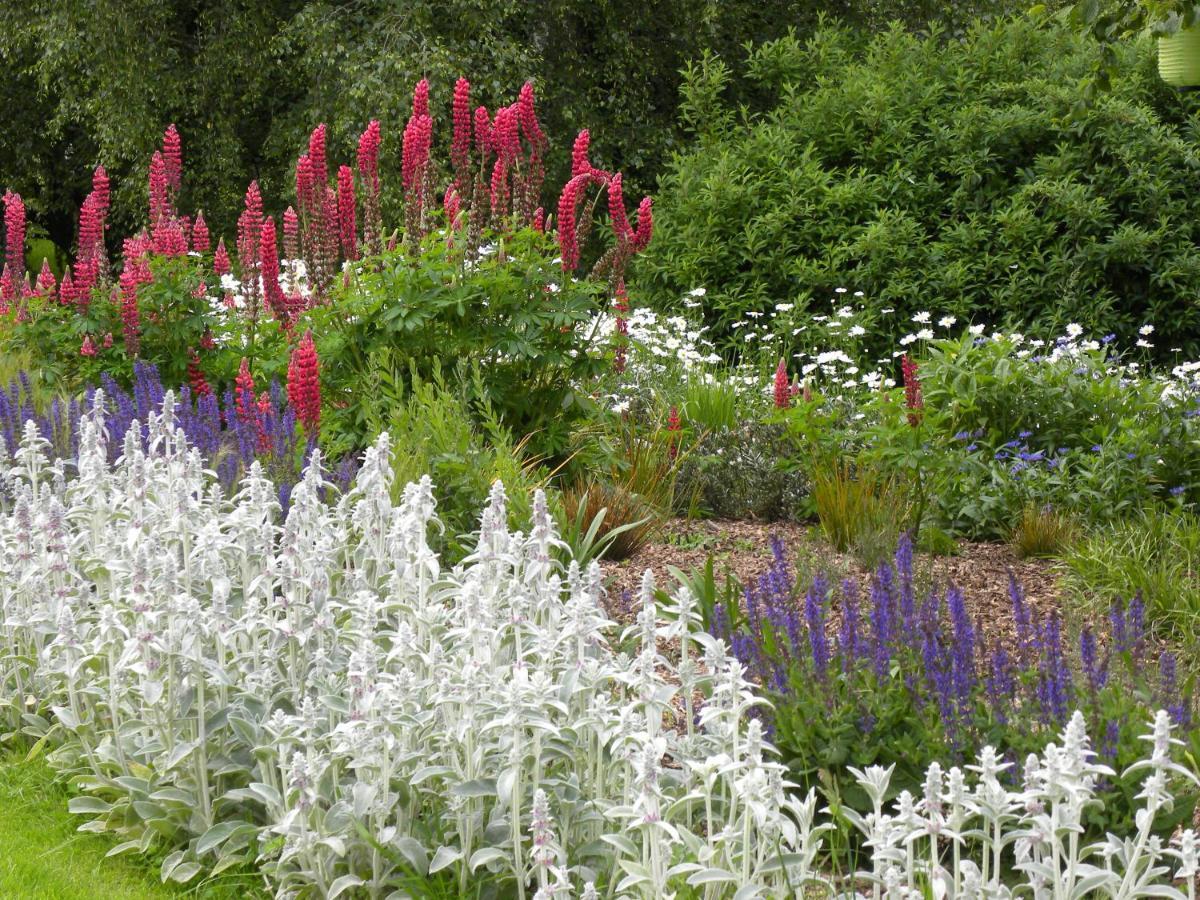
left=1159, top=25, right=1200, bottom=86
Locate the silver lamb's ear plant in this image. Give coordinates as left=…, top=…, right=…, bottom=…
left=4, top=423, right=1199, bottom=899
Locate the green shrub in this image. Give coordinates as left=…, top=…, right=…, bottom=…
left=642, top=17, right=1200, bottom=355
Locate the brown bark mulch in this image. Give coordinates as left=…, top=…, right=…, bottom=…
left=604, top=517, right=1064, bottom=643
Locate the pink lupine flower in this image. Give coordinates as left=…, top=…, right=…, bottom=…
left=186, top=350, right=211, bottom=397
left=92, top=166, right=110, bottom=219
left=148, top=151, right=170, bottom=224
left=444, top=186, right=461, bottom=230
left=631, top=196, right=653, bottom=252
left=78, top=193, right=104, bottom=264
left=667, top=406, right=681, bottom=461
left=337, top=165, right=357, bottom=260
left=287, top=330, right=321, bottom=433
left=59, top=266, right=75, bottom=307
left=308, top=124, right=328, bottom=189
left=571, top=130, right=592, bottom=177
left=0, top=265, right=12, bottom=312
left=213, top=238, right=231, bottom=276
left=191, top=212, right=210, bottom=253
left=36, top=259, right=56, bottom=299
left=152, top=216, right=188, bottom=257
left=237, top=180, right=264, bottom=276
left=80, top=334, right=98, bottom=357
left=474, top=106, right=492, bottom=156
left=451, top=78, right=472, bottom=179
left=357, top=120, right=382, bottom=196
left=532, top=207, right=545, bottom=233
left=161, top=124, right=182, bottom=191
left=283, top=207, right=300, bottom=263
left=402, top=115, right=433, bottom=192
left=296, top=153, right=316, bottom=219
left=413, top=78, right=430, bottom=119
left=4, top=191, right=25, bottom=285
left=518, top=81, right=547, bottom=152
left=773, top=358, right=790, bottom=409
left=259, top=216, right=290, bottom=326
left=490, top=157, right=509, bottom=221
left=901, top=354, right=923, bottom=427
left=608, top=174, right=633, bottom=243
left=556, top=171, right=599, bottom=270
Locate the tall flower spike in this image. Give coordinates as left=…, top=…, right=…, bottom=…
left=234, top=357, right=256, bottom=424
left=308, top=124, right=328, bottom=189
left=337, top=165, right=357, bottom=260
left=92, top=166, right=110, bottom=219
left=774, top=358, right=790, bottom=409
left=901, top=354, right=923, bottom=427
left=161, top=124, right=182, bottom=191
left=451, top=79, right=472, bottom=183
left=148, top=151, right=170, bottom=224
left=412, top=78, right=430, bottom=119
left=191, top=212, right=210, bottom=253
left=213, top=238, right=230, bottom=276
left=474, top=106, right=492, bottom=156
left=4, top=191, right=25, bottom=285
left=283, top=207, right=300, bottom=263
left=36, top=259, right=56, bottom=299
left=287, top=330, right=321, bottom=433
left=259, top=215, right=289, bottom=326
left=518, top=81, right=547, bottom=152
left=59, top=266, right=75, bottom=308
left=571, top=130, right=592, bottom=176
left=357, top=120, right=381, bottom=195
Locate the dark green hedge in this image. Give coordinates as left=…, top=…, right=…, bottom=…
left=640, top=17, right=1200, bottom=354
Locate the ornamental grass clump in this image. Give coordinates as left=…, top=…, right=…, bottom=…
left=0, top=408, right=831, bottom=897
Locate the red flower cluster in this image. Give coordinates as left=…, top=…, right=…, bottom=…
left=773, top=357, right=790, bottom=409
left=237, top=181, right=264, bottom=319
left=357, top=119, right=382, bottom=255
left=149, top=151, right=170, bottom=225
left=667, top=405, right=682, bottom=460
left=901, top=354, right=923, bottom=427
left=213, top=238, right=231, bottom=276
left=282, top=207, right=299, bottom=262
left=4, top=190, right=25, bottom=292
left=187, top=350, right=211, bottom=396
left=413, top=78, right=430, bottom=119
left=234, top=357, right=256, bottom=423
left=36, top=260, right=56, bottom=299
left=191, top=212, right=210, bottom=253
left=451, top=79, right=472, bottom=188
left=308, top=124, right=328, bottom=190
left=474, top=106, right=492, bottom=155
left=287, top=330, right=321, bottom=433
left=162, top=124, right=182, bottom=192
left=80, top=334, right=97, bottom=357
left=118, top=235, right=153, bottom=356
left=337, top=165, right=357, bottom=260
left=260, top=216, right=290, bottom=327
left=151, top=216, right=188, bottom=257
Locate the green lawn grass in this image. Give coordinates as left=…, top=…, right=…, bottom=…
left=0, top=751, right=266, bottom=899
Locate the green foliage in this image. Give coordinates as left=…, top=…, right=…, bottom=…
left=643, top=16, right=1200, bottom=355
left=673, top=421, right=807, bottom=520
left=1062, top=509, right=1200, bottom=638
left=382, top=374, right=543, bottom=561
left=312, top=229, right=605, bottom=460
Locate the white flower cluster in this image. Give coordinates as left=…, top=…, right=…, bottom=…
left=0, top=401, right=821, bottom=898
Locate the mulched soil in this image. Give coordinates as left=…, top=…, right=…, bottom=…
left=605, top=517, right=1065, bottom=642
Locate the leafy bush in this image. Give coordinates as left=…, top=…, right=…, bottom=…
left=643, top=17, right=1200, bottom=355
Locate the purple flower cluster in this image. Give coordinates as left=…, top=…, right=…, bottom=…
left=0, top=363, right=357, bottom=507
left=709, top=534, right=1193, bottom=750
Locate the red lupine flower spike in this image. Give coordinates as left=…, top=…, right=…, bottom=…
left=773, top=358, right=790, bottom=409
left=571, top=130, right=591, bottom=177
left=234, top=358, right=256, bottom=424
left=187, top=350, right=211, bottom=397
left=92, top=166, right=110, bottom=219
left=162, top=124, right=182, bottom=191
left=413, top=79, right=430, bottom=119
left=259, top=215, right=289, bottom=326
left=283, top=207, right=300, bottom=262
left=667, top=406, right=681, bottom=461
left=148, top=151, right=170, bottom=224
left=337, top=165, right=357, bottom=260
left=901, top=354, right=923, bottom=427
left=4, top=191, right=25, bottom=286
left=308, top=124, right=328, bottom=189
left=287, top=330, right=321, bottom=433
left=213, top=238, right=231, bottom=276
left=80, top=334, right=98, bottom=357
left=191, top=212, right=210, bottom=253
left=474, top=106, right=492, bottom=156
left=36, top=259, right=56, bottom=298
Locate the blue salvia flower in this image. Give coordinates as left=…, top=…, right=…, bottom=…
left=838, top=578, right=862, bottom=674
left=986, top=646, right=1014, bottom=725
left=946, top=585, right=976, bottom=712
left=1009, top=574, right=1032, bottom=657
left=804, top=573, right=829, bottom=682
left=869, top=562, right=896, bottom=681
left=895, top=533, right=916, bottom=645
left=1158, top=653, right=1191, bottom=729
